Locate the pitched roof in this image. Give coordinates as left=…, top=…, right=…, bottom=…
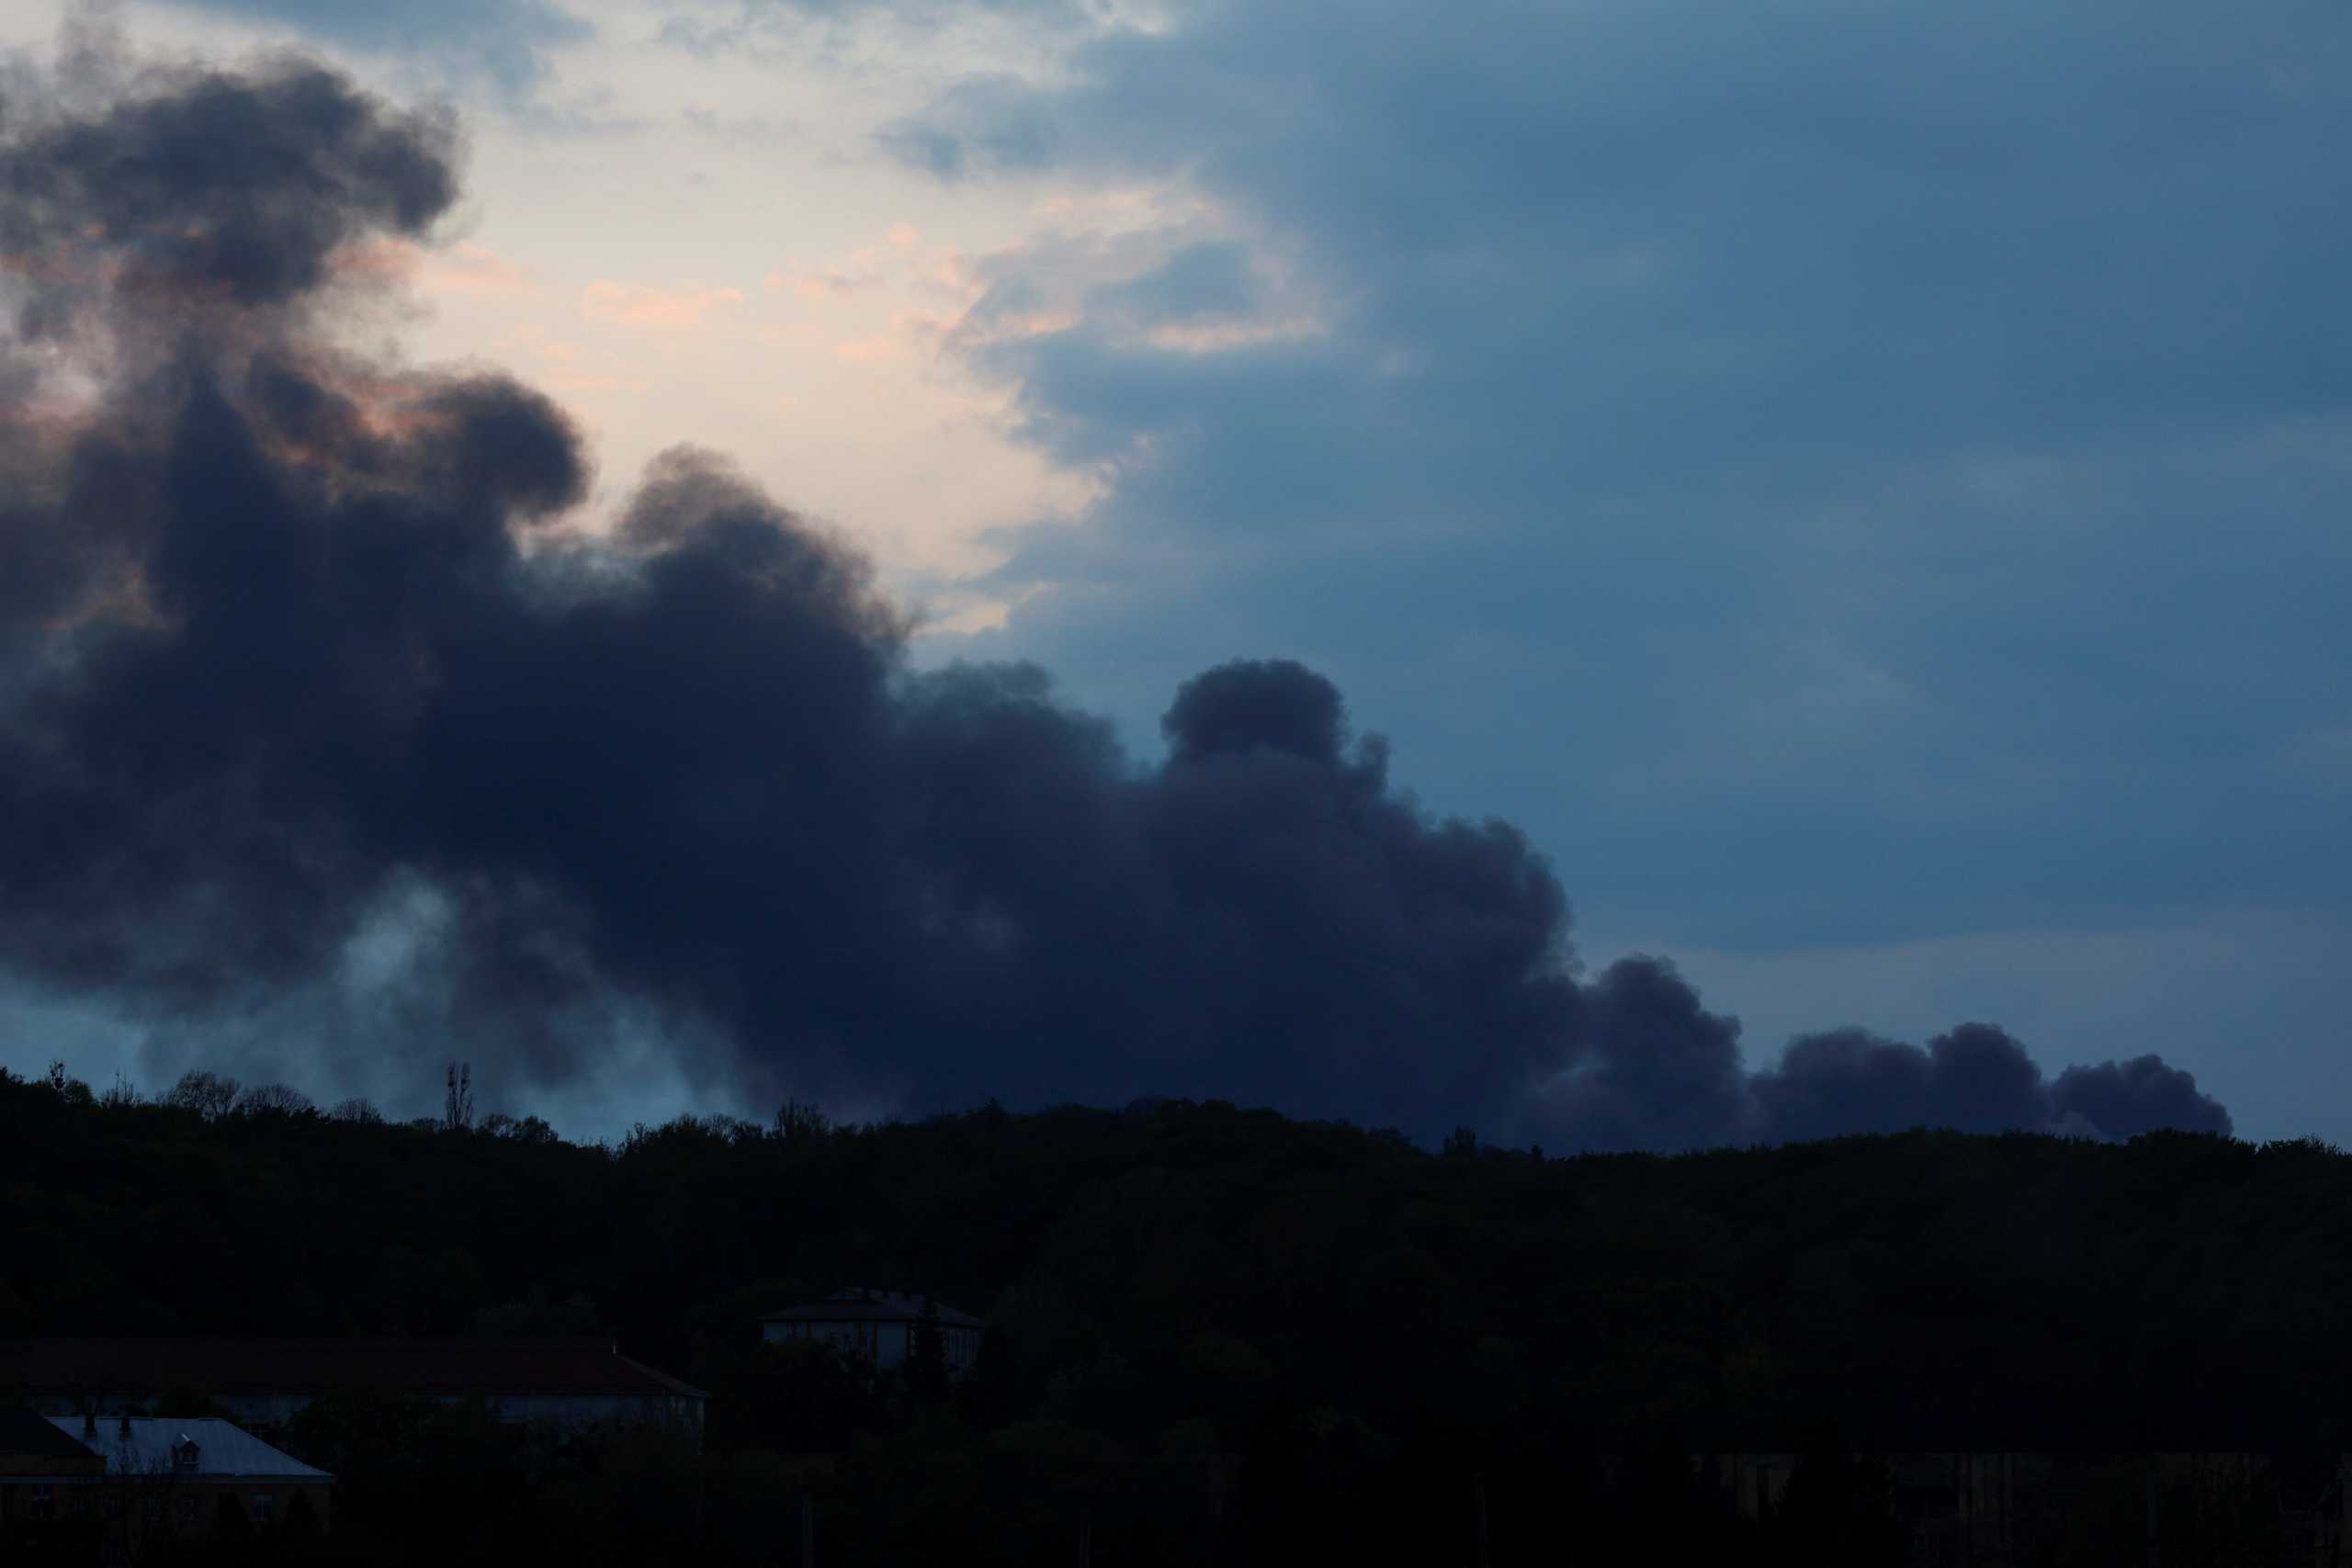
left=0, top=1406, right=100, bottom=1461
left=0, top=1338, right=706, bottom=1403
left=760, top=1290, right=985, bottom=1328
left=49, top=1416, right=329, bottom=1481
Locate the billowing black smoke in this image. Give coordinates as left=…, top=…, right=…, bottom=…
left=1530, top=958, right=2230, bottom=1149
left=0, top=45, right=2233, bottom=1147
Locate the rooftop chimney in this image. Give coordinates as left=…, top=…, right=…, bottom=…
left=82, top=1410, right=96, bottom=1438
left=119, top=1412, right=130, bottom=1438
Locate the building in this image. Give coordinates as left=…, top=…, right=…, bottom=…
left=0, top=1338, right=707, bottom=1450
left=2, top=1409, right=330, bottom=1562
left=70, top=1415, right=332, bottom=1540
left=761, top=1290, right=984, bottom=1377
left=1, top=1406, right=106, bottom=1562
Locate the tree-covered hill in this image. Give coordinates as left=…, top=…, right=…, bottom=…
left=6, top=1062, right=2345, bottom=1461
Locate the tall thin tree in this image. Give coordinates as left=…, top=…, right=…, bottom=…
left=444, top=1061, right=474, bottom=1133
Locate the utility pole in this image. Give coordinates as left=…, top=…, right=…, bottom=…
left=1076, top=1506, right=1091, bottom=1568
left=800, top=1495, right=814, bottom=1568
left=1473, top=1472, right=1490, bottom=1568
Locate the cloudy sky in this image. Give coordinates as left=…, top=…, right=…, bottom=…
left=1, top=0, right=2346, bottom=1143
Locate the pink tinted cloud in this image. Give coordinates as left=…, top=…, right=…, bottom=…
left=421, top=242, right=537, bottom=295
left=831, top=335, right=905, bottom=363
left=581, top=280, right=745, bottom=328
left=770, top=269, right=868, bottom=302
left=329, top=236, right=414, bottom=288
left=333, top=239, right=537, bottom=297
left=762, top=225, right=937, bottom=307
left=492, top=323, right=649, bottom=397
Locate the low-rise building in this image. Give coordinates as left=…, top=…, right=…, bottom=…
left=0, top=1337, right=707, bottom=1450
left=1, top=1406, right=107, bottom=1561
left=761, top=1290, right=984, bottom=1377
left=66, top=1415, right=334, bottom=1538
left=2, top=1409, right=331, bottom=1562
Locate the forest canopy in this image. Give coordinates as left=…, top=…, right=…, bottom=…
left=2, top=1061, right=2339, bottom=1459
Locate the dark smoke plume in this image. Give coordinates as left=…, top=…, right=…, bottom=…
left=0, top=41, right=2233, bottom=1147
left=2049, top=1055, right=2234, bottom=1141
left=1529, top=958, right=2231, bottom=1150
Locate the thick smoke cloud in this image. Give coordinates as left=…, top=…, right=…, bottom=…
left=0, top=45, right=2234, bottom=1148
left=1531, top=958, right=2232, bottom=1150
left=0, top=56, right=457, bottom=318
left=2050, top=1055, right=2234, bottom=1141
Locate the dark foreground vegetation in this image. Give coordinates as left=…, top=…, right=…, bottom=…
left=4, top=1063, right=2345, bottom=1564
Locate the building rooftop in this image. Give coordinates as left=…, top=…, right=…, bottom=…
left=761, top=1290, right=985, bottom=1328
left=46, top=1416, right=329, bottom=1481
left=0, top=1338, right=707, bottom=1403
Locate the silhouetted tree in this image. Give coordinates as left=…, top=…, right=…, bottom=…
left=1230, top=1395, right=1316, bottom=1565
left=235, top=1083, right=313, bottom=1116
left=444, top=1061, right=474, bottom=1133
left=164, top=1069, right=240, bottom=1120
left=906, top=1295, right=949, bottom=1403
left=960, top=1325, right=1021, bottom=1431
left=715, top=1341, right=872, bottom=1454
left=479, top=1111, right=560, bottom=1144
left=1763, top=1419, right=1907, bottom=1568
left=41, top=1061, right=95, bottom=1108
left=774, top=1098, right=830, bottom=1144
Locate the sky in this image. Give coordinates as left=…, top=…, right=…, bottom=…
left=0, top=0, right=2343, bottom=1145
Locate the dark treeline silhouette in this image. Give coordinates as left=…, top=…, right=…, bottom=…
left=1, top=1064, right=2342, bottom=1564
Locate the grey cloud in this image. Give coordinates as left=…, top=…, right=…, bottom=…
left=156, top=0, right=588, bottom=85
left=907, top=0, right=2352, bottom=985
left=878, top=73, right=1064, bottom=176
left=885, top=0, right=2352, bottom=1141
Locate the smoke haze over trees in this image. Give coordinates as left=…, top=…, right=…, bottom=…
left=0, top=34, right=2231, bottom=1149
